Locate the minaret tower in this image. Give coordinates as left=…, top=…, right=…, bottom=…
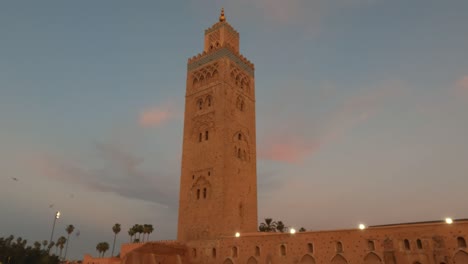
left=177, top=9, right=257, bottom=241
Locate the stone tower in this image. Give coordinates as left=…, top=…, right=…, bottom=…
left=177, top=9, right=257, bottom=241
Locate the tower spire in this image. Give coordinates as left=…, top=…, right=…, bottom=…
left=219, top=8, right=226, bottom=22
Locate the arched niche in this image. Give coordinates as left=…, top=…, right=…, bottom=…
left=299, top=254, right=316, bottom=264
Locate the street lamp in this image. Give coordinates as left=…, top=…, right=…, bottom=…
left=290, top=228, right=296, bottom=234
left=445, top=218, right=453, bottom=224
left=49, top=211, right=61, bottom=245
left=235, top=232, right=240, bottom=238
left=359, top=224, right=366, bottom=230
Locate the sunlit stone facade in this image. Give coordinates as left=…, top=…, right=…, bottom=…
left=83, top=10, right=468, bottom=264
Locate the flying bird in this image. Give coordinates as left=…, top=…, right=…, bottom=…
left=11, top=177, right=18, bottom=181
left=49, top=204, right=54, bottom=208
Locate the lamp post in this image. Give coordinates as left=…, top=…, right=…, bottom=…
left=49, top=211, right=61, bottom=245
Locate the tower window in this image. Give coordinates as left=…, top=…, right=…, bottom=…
left=308, top=243, right=313, bottom=253
left=280, top=245, right=286, bottom=256
left=404, top=239, right=410, bottom=250
left=336, top=242, right=343, bottom=253
left=207, top=97, right=212, bottom=107
left=205, top=131, right=209, bottom=140
left=212, top=248, right=216, bottom=258
left=198, top=99, right=203, bottom=110
left=192, top=248, right=197, bottom=257
left=203, top=188, right=207, bottom=199
left=255, top=246, right=260, bottom=256
left=417, top=239, right=423, bottom=249
left=458, top=237, right=467, bottom=248
left=208, top=171, right=211, bottom=176
left=192, top=175, right=195, bottom=180
left=368, top=240, right=375, bottom=251
left=197, top=189, right=200, bottom=200
left=238, top=133, right=242, bottom=140
left=199, top=133, right=202, bottom=142
left=232, top=247, right=238, bottom=258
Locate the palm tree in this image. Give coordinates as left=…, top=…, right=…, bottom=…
left=259, top=218, right=277, bottom=232
left=146, top=224, right=154, bottom=242
left=48, top=241, right=55, bottom=254
left=128, top=228, right=135, bottom=243
left=57, top=236, right=67, bottom=259
left=33, top=241, right=41, bottom=250
left=299, top=227, right=306, bottom=232
left=111, top=223, right=121, bottom=257
left=96, top=242, right=110, bottom=257
left=96, top=242, right=103, bottom=257
left=64, top=224, right=75, bottom=260
left=137, top=224, right=144, bottom=241
left=276, top=221, right=285, bottom=232
left=42, top=239, right=48, bottom=250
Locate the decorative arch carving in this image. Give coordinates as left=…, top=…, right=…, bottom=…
left=299, top=254, right=316, bottom=264
left=223, top=258, right=234, bottom=264
left=236, top=95, right=245, bottom=111
left=331, top=254, right=348, bottom=264
left=190, top=176, right=212, bottom=200
left=230, top=63, right=251, bottom=93
left=453, top=250, right=468, bottom=264
left=191, top=62, right=220, bottom=90
left=364, top=252, right=382, bottom=264
left=233, top=130, right=250, bottom=162
left=247, top=256, right=258, bottom=264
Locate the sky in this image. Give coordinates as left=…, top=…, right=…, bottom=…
left=1, top=0, right=468, bottom=260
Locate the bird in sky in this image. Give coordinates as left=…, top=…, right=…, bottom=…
left=49, top=204, right=54, bottom=208
left=11, top=177, right=18, bottom=181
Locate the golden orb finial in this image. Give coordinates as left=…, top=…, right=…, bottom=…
left=219, top=8, right=226, bottom=22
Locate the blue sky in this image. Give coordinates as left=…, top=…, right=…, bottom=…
left=1, top=0, right=468, bottom=260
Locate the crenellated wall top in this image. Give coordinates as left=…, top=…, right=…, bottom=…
left=187, top=43, right=254, bottom=75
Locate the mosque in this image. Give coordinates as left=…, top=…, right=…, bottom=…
left=83, top=10, right=468, bottom=264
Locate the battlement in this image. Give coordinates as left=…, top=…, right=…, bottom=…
left=187, top=43, right=254, bottom=75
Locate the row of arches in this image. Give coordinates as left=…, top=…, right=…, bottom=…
left=403, top=236, right=466, bottom=251
left=192, top=63, right=219, bottom=89
left=197, top=95, right=212, bottom=111
left=230, top=66, right=251, bottom=93
left=234, top=146, right=249, bottom=161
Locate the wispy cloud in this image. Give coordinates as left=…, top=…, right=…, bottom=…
left=258, top=80, right=404, bottom=164
left=456, top=75, right=468, bottom=94
left=31, top=142, right=179, bottom=209
left=138, top=103, right=179, bottom=128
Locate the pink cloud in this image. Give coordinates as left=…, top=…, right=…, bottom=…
left=259, top=138, right=320, bottom=164
left=139, top=104, right=178, bottom=128
left=259, top=80, right=404, bottom=164
left=456, top=75, right=468, bottom=93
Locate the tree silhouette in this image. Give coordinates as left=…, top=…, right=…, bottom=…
left=111, top=223, right=121, bottom=257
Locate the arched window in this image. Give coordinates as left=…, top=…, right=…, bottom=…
left=232, top=247, right=238, bottom=258
left=238, top=149, right=241, bottom=158
left=192, top=248, right=197, bottom=257
left=208, top=171, right=211, bottom=176
left=198, top=99, right=203, bottom=110
left=206, top=96, right=212, bottom=107
left=280, top=245, right=286, bottom=256
left=255, top=246, right=260, bottom=256
left=458, top=237, right=467, bottom=248
left=368, top=240, right=375, bottom=251
left=308, top=243, right=314, bottom=253
left=203, top=188, right=207, bottom=199
left=417, top=239, right=423, bottom=249
left=238, top=133, right=242, bottom=140
left=212, top=248, right=216, bottom=258
left=199, top=133, right=202, bottom=142
left=192, top=175, right=195, bottom=180
left=404, top=239, right=410, bottom=250
left=196, top=189, right=200, bottom=200
left=336, top=241, right=343, bottom=253
left=205, top=131, right=209, bottom=140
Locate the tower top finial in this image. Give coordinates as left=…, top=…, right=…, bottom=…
left=219, top=8, right=226, bottom=22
